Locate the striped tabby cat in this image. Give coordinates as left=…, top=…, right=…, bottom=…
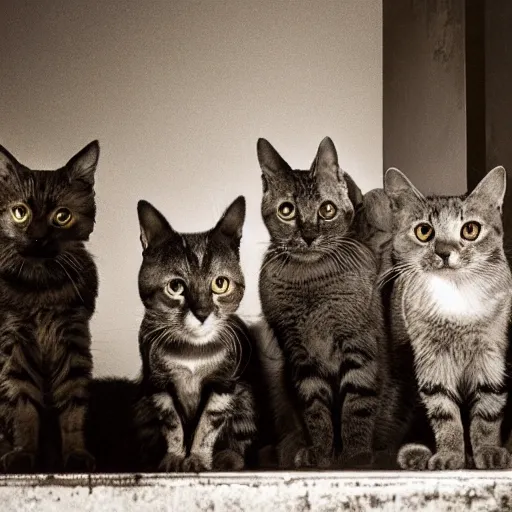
left=137, top=196, right=259, bottom=471
left=385, top=167, right=512, bottom=470
left=257, top=137, right=396, bottom=468
left=0, top=141, right=100, bottom=472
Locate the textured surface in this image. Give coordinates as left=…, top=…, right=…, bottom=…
left=2, top=471, right=512, bottom=511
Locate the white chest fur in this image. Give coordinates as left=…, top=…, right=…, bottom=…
left=423, top=274, right=503, bottom=321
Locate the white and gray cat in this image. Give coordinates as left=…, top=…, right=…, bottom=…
left=384, top=166, right=512, bottom=470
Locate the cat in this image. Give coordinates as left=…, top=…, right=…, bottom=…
left=257, top=136, right=398, bottom=469
left=384, top=166, right=512, bottom=470
left=0, top=141, right=100, bottom=472
left=136, top=196, right=259, bottom=471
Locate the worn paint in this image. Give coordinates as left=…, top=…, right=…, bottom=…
left=1, top=471, right=512, bottom=511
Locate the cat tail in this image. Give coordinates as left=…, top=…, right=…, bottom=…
left=248, top=318, right=307, bottom=469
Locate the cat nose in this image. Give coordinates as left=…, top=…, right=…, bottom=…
left=302, top=234, right=317, bottom=247
left=193, top=310, right=209, bottom=324
left=436, top=250, right=451, bottom=265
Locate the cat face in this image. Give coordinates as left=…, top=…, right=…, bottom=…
left=257, top=137, right=363, bottom=261
left=0, top=142, right=98, bottom=278
left=137, top=196, right=246, bottom=344
left=384, top=167, right=507, bottom=276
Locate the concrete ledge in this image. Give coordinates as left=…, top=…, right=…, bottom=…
left=1, top=471, right=512, bottom=511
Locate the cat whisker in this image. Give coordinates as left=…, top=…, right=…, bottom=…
left=55, top=259, right=84, bottom=304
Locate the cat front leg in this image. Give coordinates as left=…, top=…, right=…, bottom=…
left=56, top=379, right=95, bottom=472
left=184, top=392, right=234, bottom=472
left=2, top=397, right=39, bottom=473
left=419, top=383, right=465, bottom=470
left=212, top=383, right=258, bottom=471
left=469, top=353, right=510, bottom=469
left=152, top=392, right=185, bottom=472
left=286, top=354, right=334, bottom=468
left=1, top=345, right=41, bottom=473
left=339, top=337, right=379, bottom=468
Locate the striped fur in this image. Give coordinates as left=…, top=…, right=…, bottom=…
left=257, top=137, right=398, bottom=468
left=385, top=167, right=512, bottom=470
left=0, top=142, right=99, bottom=472
left=137, top=197, right=259, bottom=471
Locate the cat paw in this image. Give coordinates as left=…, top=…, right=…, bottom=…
left=1, top=449, right=36, bottom=473
left=181, top=453, right=210, bottom=472
left=397, top=443, right=432, bottom=470
left=158, top=453, right=184, bottom=472
left=428, top=451, right=465, bottom=470
left=293, top=446, right=331, bottom=469
left=473, top=446, right=511, bottom=469
left=64, top=449, right=96, bottom=472
left=213, top=449, right=245, bottom=470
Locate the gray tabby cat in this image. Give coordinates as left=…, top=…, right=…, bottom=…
left=257, top=137, right=396, bottom=468
left=385, top=167, right=512, bottom=470
left=137, top=196, right=259, bottom=471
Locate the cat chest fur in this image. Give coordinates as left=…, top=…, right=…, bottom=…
left=400, top=276, right=511, bottom=396
left=1, top=309, right=90, bottom=408
left=159, top=346, right=230, bottom=421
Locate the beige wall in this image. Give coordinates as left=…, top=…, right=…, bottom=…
left=0, top=0, right=383, bottom=378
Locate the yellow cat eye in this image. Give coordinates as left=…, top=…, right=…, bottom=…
left=461, top=221, right=481, bottom=241
left=318, top=201, right=337, bottom=220
left=414, top=223, right=434, bottom=242
left=52, top=208, right=73, bottom=227
left=166, top=279, right=185, bottom=297
left=212, top=276, right=230, bottom=295
left=10, top=203, right=31, bottom=224
left=277, top=202, right=296, bottom=221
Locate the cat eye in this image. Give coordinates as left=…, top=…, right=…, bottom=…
left=166, top=279, right=185, bottom=297
left=318, top=201, right=337, bottom=220
left=414, top=223, right=434, bottom=242
left=461, top=221, right=481, bottom=241
left=211, top=276, right=230, bottom=294
left=277, top=202, right=296, bottom=221
left=10, top=203, right=31, bottom=224
left=52, top=208, right=73, bottom=227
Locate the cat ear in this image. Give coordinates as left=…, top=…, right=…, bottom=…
left=257, top=138, right=291, bottom=192
left=137, top=200, right=175, bottom=251
left=342, top=171, right=364, bottom=208
left=0, top=145, right=20, bottom=181
left=66, top=140, right=100, bottom=185
left=465, top=166, right=507, bottom=211
left=362, top=188, right=393, bottom=232
left=311, top=136, right=338, bottom=176
left=213, top=196, right=246, bottom=242
left=384, top=167, right=425, bottom=204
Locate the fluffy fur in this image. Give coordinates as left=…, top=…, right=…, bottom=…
left=385, top=167, right=512, bottom=470
left=0, top=141, right=99, bottom=472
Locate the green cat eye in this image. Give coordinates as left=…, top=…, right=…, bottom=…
left=212, top=276, right=230, bottom=294
left=10, top=203, right=31, bottom=224
left=318, top=201, right=337, bottom=220
left=52, top=207, right=73, bottom=227
left=166, top=279, right=185, bottom=297
left=277, top=202, right=296, bottom=221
